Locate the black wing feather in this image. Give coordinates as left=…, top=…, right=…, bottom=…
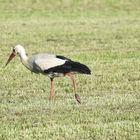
left=44, top=61, right=72, bottom=74
left=44, top=60, right=91, bottom=75
left=56, top=55, right=71, bottom=61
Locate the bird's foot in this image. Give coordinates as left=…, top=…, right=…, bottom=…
left=75, top=94, right=81, bottom=104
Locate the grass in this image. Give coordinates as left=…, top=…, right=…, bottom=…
left=0, top=0, right=140, bottom=139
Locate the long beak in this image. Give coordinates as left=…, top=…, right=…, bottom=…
left=5, top=53, right=16, bottom=67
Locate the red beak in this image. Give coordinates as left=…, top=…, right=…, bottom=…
left=5, top=53, right=16, bottom=67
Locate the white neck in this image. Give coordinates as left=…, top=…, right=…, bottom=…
left=19, top=51, right=28, bottom=62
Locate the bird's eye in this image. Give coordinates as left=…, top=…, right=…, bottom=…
left=13, top=49, right=15, bottom=52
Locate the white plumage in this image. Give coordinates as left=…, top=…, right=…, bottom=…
left=34, top=54, right=66, bottom=71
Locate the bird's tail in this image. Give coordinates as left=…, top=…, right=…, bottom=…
left=70, top=61, right=91, bottom=74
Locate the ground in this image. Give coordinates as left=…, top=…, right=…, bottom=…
left=0, top=0, right=140, bottom=139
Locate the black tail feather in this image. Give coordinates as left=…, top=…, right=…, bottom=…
left=44, top=60, right=91, bottom=75
left=70, top=61, right=91, bottom=74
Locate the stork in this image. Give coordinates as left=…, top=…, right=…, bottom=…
left=5, top=45, right=91, bottom=103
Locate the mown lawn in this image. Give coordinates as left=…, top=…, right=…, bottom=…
left=0, top=0, right=140, bottom=139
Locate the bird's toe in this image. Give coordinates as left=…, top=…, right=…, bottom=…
left=75, top=93, right=81, bottom=104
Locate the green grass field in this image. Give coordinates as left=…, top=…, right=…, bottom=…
left=0, top=0, right=140, bottom=139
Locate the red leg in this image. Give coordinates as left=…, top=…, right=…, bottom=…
left=66, top=73, right=76, bottom=93
left=66, top=73, right=81, bottom=103
left=49, top=78, right=55, bottom=100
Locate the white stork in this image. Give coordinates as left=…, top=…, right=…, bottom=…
left=5, top=45, right=91, bottom=103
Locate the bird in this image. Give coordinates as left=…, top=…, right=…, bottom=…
left=5, top=44, right=91, bottom=103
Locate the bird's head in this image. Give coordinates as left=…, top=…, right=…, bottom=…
left=5, top=44, right=25, bottom=66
